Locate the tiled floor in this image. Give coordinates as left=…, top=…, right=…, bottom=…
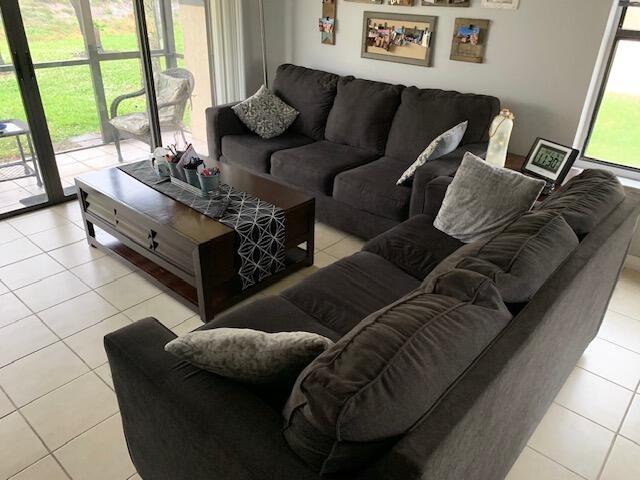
left=0, top=203, right=639, bottom=479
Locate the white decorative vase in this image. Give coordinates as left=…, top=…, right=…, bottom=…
left=485, top=109, right=515, bottom=168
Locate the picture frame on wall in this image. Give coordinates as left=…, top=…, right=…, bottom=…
left=422, top=0, right=470, bottom=6
left=521, top=138, right=579, bottom=187
left=481, top=0, right=519, bottom=9
left=450, top=18, right=490, bottom=63
left=361, top=12, right=437, bottom=67
left=390, top=0, right=414, bottom=6
left=345, top=0, right=384, bottom=4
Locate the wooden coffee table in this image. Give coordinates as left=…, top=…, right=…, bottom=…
left=76, top=163, right=315, bottom=321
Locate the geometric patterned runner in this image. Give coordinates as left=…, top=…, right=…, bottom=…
left=119, top=161, right=286, bottom=289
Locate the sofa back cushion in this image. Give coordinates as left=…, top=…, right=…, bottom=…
left=537, top=169, right=625, bottom=236
left=325, top=77, right=403, bottom=154
left=423, top=210, right=579, bottom=304
left=283, top=269, right=512, bottom=475
left=385, top=87, right=500, bottom=164
left=272, top=64, right=339, bottom=141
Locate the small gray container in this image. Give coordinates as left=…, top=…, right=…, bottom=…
left=184, top=168, right=201, bottom=188
left=199, top=173, right=220, bottom=194
left=169, top=163, right=186, bottom=182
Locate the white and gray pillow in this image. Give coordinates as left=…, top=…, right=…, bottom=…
left=434, top=152, right=545, bottom=243
left=165, top=328, right=333, bottom=384
left=396, top=121, right=468, bottom=186
left=232, top=86, right=299, bottom=139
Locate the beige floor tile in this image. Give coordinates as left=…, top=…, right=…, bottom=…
left=0, top=222, right=23, bottom=246
left=71, top=255, right=133, bottom=288
left=65, top=314, right=131, bottom=368
left=0, top=412, right=48, bottom=479
left=0, top=280, right=8, bottom=295
left=0, top=292, right=32, bottom=328
left=323, top=235, right=364, bottom=259
left=260, top=272, right=306, bottom=296
left=621, top=394, right=640, bottom=445
left=577, top=338, right=640, bottom=390
left=38, top=291, right=119, bottom=338
left=314, top=222, right=347, bottom=250
left=0, top=316, right=58, bottom=368
left=8, top=455, right=69, bottom=480
left=94, top=364, right=114, bottom=390
left=598, top=310, right=640, bottom=354
left=123, top=293, right=196, bottom=328
left=128, top=474, right=142, bottom=480
left=95, top=272, right=163, bottom=310
left=28, top=223, right=86, bottom=252
left=171, top=315, right=204, bottom=337
left=21, top=372, right=118, bottom=450
left=14, top=271, right=90, bottom=312
left=0, top=254, right=65, bottom=290
left=0, top=237, right=41, bottom=267
left=9, top=210, right=70, bottom=236
left=0, top=389, right=14, bottom=419
left=608, top=268, right=640, bottom=320
left=48, top=241, right=105, bottom=269
left=554, top=367, right=634, bottom=431
left=55, top=414, right=135, bottom=480
left=506, top=447, right=583, bottom=480
left=313, top=251, right=339, bottom=269
left=50, top=201, right=83, bottom=224
left=0, top=342, right=89, bottom=407
left=600, top=435, right=640, bottom=480
left=528, top=404, right=614, bottom=480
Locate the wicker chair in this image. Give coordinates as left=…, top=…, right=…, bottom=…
left=109, top=68, right=195, bottom=162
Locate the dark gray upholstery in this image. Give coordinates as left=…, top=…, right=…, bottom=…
left=281, top=252, right=420, bottom=335
left=363, top=214, right=463, bottom=280
left=537, top=169, right=626, bottom=236
left=206, top=102, right=248, bottom=161
left=385, top=87, right=500, bottom=164
left=272, top=64, right=339, bottom=141
left=325, top=77, right=403, bottom=154
left=270, top=141, right=378, bottom=195
left=283, top=270, right=512, bottom=475
left=221, top=132, right=313, bottom=174
left=333, top=156, right=412, bottom=221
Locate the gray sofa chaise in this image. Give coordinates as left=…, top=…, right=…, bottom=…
left=207, top=64, right=500, bottom=239
left=106, top=169, right=640, bottom=480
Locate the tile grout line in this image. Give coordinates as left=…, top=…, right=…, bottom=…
left=593, top=335, right=640, bottom=357
left=526, top=444, right=590, bottom=480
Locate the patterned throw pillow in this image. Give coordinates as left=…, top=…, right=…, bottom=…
left=232, top=86, right=299, bottom=139
left=165, top=328, right=333, bottom=384
left=396, top=121, right=468, bottom=186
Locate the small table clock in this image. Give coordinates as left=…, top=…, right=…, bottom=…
left=521, top=138, right=580, bottom=195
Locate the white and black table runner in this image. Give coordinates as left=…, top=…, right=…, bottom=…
left=119, top=161, right=286, bottom=290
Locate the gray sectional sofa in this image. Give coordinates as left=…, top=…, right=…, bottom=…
left=106, top=168, right=640, bottom=480
left=207, top=64, right=500, bottom=239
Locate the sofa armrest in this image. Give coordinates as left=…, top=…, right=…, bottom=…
left=105, top=318, right=319, bottom=480
left=409, top=143, right=487, bottom=217
left=422, top=176, right=454, bottom=219
left=206, top=102, right=248, bottom=161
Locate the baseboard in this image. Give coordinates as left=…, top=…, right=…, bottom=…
left=625, top=255, right=640, bottom=272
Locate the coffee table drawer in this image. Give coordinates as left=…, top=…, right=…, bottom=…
left=83, top=190, right=117, bottom=226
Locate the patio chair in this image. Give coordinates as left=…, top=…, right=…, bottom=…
left=109, top=68, right=195, bottom=162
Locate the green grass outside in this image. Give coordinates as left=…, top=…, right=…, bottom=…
left=0, top=8, right=186, bottom=161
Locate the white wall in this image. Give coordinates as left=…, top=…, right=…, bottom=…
left=265, top=0, right=614, bottom=155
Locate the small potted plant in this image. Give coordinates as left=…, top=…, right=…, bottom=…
left=199, top=166, right=221, bottom=194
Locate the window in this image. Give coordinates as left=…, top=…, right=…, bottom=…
left=584, top=2, right=640, bottom=170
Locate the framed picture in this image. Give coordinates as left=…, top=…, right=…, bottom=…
left=450, top=18, right=490, bottom=63
left=481, top=0, right=519, bottom=9
left=422, top=0, right=470, bottom=6
left=522, top=138, right=579, bottom=186
left=390, top=0, right=414, bottom=5
left=362, top=12, right=437, bottom=67
left=319, top=17, right=336, bottom=45
left=345, top=0, right=383, bottom=4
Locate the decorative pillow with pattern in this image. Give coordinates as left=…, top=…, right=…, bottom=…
left=396, top=121, right=468, bottom=186
left=232, top=86, right=299, bottom=139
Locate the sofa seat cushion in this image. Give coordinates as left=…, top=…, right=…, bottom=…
left=537, top=169, right=625, bottom=236
left=271, top=141, right=379, bottom=195
left=325, top=77, right=403, bottom=154
left=221, top=132, right=313, bottom=174
left=363, top=214, right=464, bottom=279
left=281, top=252, right=420, bottom=336
left=333, top=156, right=412, bottom=221
left=385, top=86, right=500, bottom=164
left=423, top=210, right=579, bottom=304
left=272, top=64, right=339, bottom=141
left=283, top=269, right=512, bottom=475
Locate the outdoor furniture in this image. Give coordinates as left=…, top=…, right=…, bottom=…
left=0, top=119, right=42, bottom=186
left=109, top=68, right=195, bottom=162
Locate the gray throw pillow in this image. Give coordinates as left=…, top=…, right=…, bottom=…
left=165, top=328, right=333, bottom=384
left=434, top=152, right=545, bottom=243
left=232, top=86, right=299, bottom=139
left=396, top=121, right=468, bottom=186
